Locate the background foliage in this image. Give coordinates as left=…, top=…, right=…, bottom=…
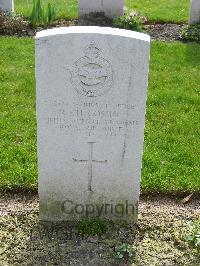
left=15, top=0, right=190, bottom=23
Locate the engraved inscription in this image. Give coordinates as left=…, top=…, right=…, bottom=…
left=46, top=100, right=139, bottom=138
left=70, top=42, right=113, bottom=97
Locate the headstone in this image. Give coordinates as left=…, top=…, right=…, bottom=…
left=189, top=0, right=200, bottom=24
left=78, top=0, right=125, bottom=18
left=0, top=0, right=14, bottom=12
left=36, top=26, right=150, bottom=222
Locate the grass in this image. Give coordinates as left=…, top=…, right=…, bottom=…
left=134, top=0, right=190, bottom=23
left=0, top=37, right=199, bottom=192
left=15, top=0, right=78, bottom=19
left=14, top=0, right=134, bottom=19
left=14, top=0, right=190, bottom=23
left=143, top=41, right=200, bottom=192
left=0, top=37, right=37, bottom=189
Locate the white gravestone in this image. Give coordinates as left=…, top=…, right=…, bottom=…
left=78, top=0, right=125, bottom=18
left=0, top=0, right=14, bottom=12
left=36, top=27, right=150, bottom=222
left=189, top=0, right=200, bottom=24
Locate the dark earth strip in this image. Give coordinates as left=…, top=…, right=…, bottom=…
left=0, top=16, right=187, bottom=42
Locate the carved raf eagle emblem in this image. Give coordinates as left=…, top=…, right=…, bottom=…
left=70, top=42, right=113, bottom=97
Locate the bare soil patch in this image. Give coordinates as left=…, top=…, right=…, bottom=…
left=1, top=193, right=199, bottom=265
left=144, top=23, right=184, bottom=42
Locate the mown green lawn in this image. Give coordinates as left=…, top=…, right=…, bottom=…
left=134, top=0, right=190, bottom=23
left=15, top=0, right=78, bottom=19
left=14, top=0, right=134, bottom=19
left=15, top=0, right=190, bottom=23
left=0, top=37, right=199, bottom=191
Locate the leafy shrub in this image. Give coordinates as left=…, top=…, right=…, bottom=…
left=113, top=10, right=147, bottom=32
left=30, top=0, right=43, bottom=26
left=45, top=3, right=57, bottom=25
left=0, top=10, right=4, bottom=26
left=185, top=220, right=200, bottom=247
left=181, top=24, right=200, bottom=43
left=78, top=219, right=107, bottom=237
left=115, top=243, right=136, bottom=260
left=30, top=0, right=57, bottom=26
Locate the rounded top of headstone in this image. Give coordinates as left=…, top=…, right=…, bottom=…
left=36, top=26, right=150, bottom=43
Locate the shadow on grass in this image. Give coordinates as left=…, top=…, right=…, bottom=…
left=185, top=42, right=200, bottom=67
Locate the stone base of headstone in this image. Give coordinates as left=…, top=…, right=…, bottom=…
left=78, top=12, right=113, bottom=27
left=189, top=0, right=200, bottom=25
left=78, top=0, right=125, bottom=19
left=0, top=0, right=14, bottom=12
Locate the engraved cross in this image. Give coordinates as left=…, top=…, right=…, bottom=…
left=73, top=142, right=107, bottom=192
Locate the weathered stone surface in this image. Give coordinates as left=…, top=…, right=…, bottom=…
left=78, top=0, right=125, bottom=18
left=36, top=26, right=150, bottom=222
left=0, top=0, right=14, bottom=12
left=189, top=0, right=200, bottom=24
